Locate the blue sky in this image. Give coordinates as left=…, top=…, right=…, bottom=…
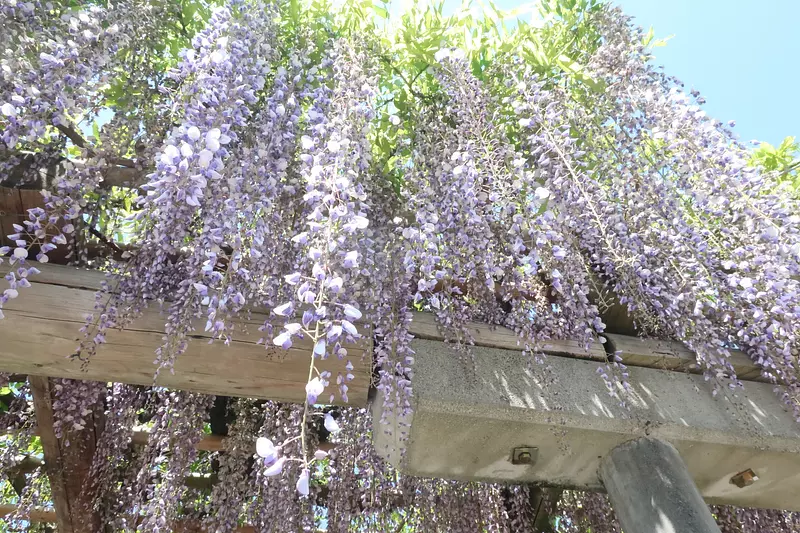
left=615, top=0, right=800, bottom=147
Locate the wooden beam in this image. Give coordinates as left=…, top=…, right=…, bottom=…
left=29, top=376, right=101, bottom=533
left=0, top=504, right=256, bottom=533
left=0, top=503, right=58, bottom=523
left=409, top=312, right=607, bottom=361
left=0, top=264, right=370, bottom=405
left=6, top=428, right=337, bottom=456
left=1, top=263, right=765, bottom=409
left=604, top=333, right=763, bottom=382
left=29, top=376, right=74, bottom=533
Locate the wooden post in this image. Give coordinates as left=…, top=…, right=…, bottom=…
left=29, top=376, right=102, bottom=533
left=599, top=438, right=722, bottom=533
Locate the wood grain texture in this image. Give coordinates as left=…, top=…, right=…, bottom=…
left=2, top=264, right=370, bottom=405
left=407, top=311, right=607, bottom=361
left=605, top=333, right=763, bottom=382
left=30, top=376, right=101, bottom=533
left=29, top=377, right=73, bottom=533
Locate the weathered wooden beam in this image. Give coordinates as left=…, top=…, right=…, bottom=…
left=0, top=503, right=58, bottom=523
left=604, top=333, right=763, bottom=382
left=5, top=428, right=338, bottom=455
left=0, top=155, right=146, bottom=190
left=0, top=263, right=768, bottom=412
left=129, top=430, right=336, bottom=454
left=6, top=454, right=44, bottom=474
left=0, top=504, right=256, bottom=532
left=0, top=264, right=370, bottom=405
left=29, top=376, right=102, bottom=533
left=408, top=312, right=607, bottom=362
left=29, top=376, right=75, bottom=533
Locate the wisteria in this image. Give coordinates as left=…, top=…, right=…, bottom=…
left=2, top=0, right=800, bottom=530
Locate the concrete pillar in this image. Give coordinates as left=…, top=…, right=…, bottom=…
left=599, top=438, right=721, bottom=533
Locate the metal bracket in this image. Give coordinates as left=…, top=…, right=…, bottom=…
left=511, top=446, right=538, bottom=465
left=730, top=469, right=759, bottom=488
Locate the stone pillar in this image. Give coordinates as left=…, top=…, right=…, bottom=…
left=600, top=437, right=721, bottom=533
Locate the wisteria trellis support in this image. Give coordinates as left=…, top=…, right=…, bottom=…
left=2, top=0, right=800, bottom=530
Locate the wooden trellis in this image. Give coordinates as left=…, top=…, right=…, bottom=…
left=0, top=262, right=780, bottom=531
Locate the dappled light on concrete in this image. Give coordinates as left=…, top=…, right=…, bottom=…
left=374, top=339, right=800, bottom=510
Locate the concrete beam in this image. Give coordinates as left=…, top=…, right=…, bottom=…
left=373, top=339, right=800, bottom=511
left=600, top=438, right=721, bottom=533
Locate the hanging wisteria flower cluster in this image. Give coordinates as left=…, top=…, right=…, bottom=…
left=2, top=0, right=800, bottom=530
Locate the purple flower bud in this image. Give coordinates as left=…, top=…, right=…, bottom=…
left=306, top=377, right=324, bottom=404
left=285, top=272, right=301, bottom=285
left=273, top=332, right=292, bottom=350
left=274, top=302, right=293, bottom=316
left=343, top=305, right=362, bottom=321
left=327, top=324, right=342, bottom=340
left=343, top=250, right=359, bottom=268
left=256, top=437, right=277, bottom=462
left=314, top=339, right=326, bottom=356
left=296, top=469, right=310, bottom=496
left=324, top=413, right=341, bottom=434
left=302, top=309, right=314, bottom=327
left=327, top=276, right=343, bottom=293
left=312, top=263, right=325, bottom=280
left=264, top=457, right=286, bottom=477
left=161, top=145, right=179, bottom=164
left=341, top=320, right=358, bottom=336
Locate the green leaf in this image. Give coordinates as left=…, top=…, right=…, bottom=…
left=373, top=3, right=389, bottom=19
left=642, top=26, right=654, bottom=47
left=92, top=121, right=101, bottom=145
left=652, top=34, right=674, bottom=48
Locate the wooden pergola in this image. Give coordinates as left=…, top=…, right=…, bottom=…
left=0, top=262, right=792, bottom=533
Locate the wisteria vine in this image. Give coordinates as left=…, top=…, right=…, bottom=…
left=1, top=0, right=799, bottom=530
